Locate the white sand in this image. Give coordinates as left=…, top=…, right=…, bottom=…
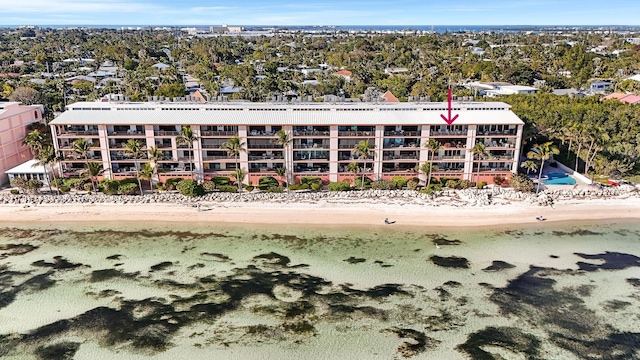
left=1, top=196, right=639, bottom=227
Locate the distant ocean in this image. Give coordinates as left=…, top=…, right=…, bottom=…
left=2, top=24, right=640, bottom=33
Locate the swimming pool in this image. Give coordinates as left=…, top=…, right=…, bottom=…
left=543, top=173, right=577, bottom=185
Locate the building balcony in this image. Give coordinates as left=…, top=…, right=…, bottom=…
left=383, top=131, right=419, bottom=136
left=430, top=130, right=467, bottom=136
left=247, top=144, right=283, bottom=149
left=58, top=130, right=99, bottom=136
left=338, top=131, right=374, bottom=137
left=293, top=143, right=330, bottom=149
left=108, top=130, right=145, bottom=136
left=248, top=131, right=276, bottom=137
left=293, top=155, right=329, bottom=161
left=382, top=155, right=419, bottom=161
left=248, top=155, right=284, bottom=161
left=155, top=130, right=180, bottom=136
left=293, top=130, right=330, bottom=136
left=201, top=130, right=237, bottom=137
left=432, top=155, right=465, bottom=160
left=383, top=143, right=419, bottom=149
left=476, top=130, right=517, bottom=136
left=203, top=155, right=234, bottom=161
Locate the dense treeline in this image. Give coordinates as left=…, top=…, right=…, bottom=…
left=498, top=93, right=640, bottom=178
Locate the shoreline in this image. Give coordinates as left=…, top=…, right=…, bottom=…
left=1, top=197, right=640, bottom=228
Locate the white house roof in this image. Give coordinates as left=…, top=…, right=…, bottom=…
left=5, top=159, right=46, bottom=175
left=50, top=101, right=524, bottom=126
left=627, top=74, right=640, bottom=82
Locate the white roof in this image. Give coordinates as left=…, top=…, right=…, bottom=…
left=5, top=159, right=46, bottom=174
left=627, top=74, right=640, bottom=82
left=498, top=85, right=538, bottom=91
left=50, top=101, right=524, bottom=126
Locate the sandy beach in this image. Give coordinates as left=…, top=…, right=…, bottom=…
left=1, top=196, right=639, bottom=227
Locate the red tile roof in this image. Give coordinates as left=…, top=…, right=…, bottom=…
left=381, top=90, right=399, bottom=103
left=333, top=70, right=353, bottom=77
left=601, top=92, right=629, bottom=101
left=620, top=95, right=640, bottom=104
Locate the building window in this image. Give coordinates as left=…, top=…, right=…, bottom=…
left=34, top=111, right=39, bottom=119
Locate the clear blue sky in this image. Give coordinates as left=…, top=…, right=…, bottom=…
left=1, top=0, right=638, bottom=26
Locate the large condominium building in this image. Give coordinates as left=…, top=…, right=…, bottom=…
left=49, top=100, right=524, bottom=185
left=0, top=102, right=44, bottom=185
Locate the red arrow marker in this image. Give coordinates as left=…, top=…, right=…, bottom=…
left=440, top=88, right=459, bottom=125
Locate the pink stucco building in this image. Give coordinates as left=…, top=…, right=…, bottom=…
left=0, top=102, right=44, bottom=185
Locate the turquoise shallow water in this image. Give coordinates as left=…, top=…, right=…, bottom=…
left=0, top=220, right=639, bottom=359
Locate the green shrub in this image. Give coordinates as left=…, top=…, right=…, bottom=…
left=119, top=178, right=139, bottom=186
left=328, top=182, right=351, bottom=191
left=83, top=182, right=93, bottom=191
left=165, top=178, right=183, bottom=191
left=99, top=179, right=120, bottom=195
left=259, top=176, right=279, bottom=188
left=311, top=183, right=321, bottom=191
left=202, top=180, right=216, bottom=192
left=176, top=179, right=205, bottom=197
left=245, top=185, right=254, bottom=192
left=210, top=176, right=231, bottom=186
left=118, top=183, right=138, bottom=195
left=218, top=185, right=238, bottom=193
left=445, top=179, right=459, bottom=189
left=391, top=176, right=408, bottom=189
left=26, top=179, right=43, bottom=192
left=493, top=175, right=506, bottom=186
left=428, top=183, right=443, bottom=192
left=300, top=176, right=322, bottom=185
left=354, top=177, right=372, bottom=189
left=459, top=180, right=472, bottom=189
left=156, top=182, right=165, bottom=191
left=509, top=173, right=534, bottom=192
left=64, top=178, right=88, bottom=190
left=371, top=180, right=397, bottom=190
left=289, top=183, right=310, bottom=190
left=10, top=189, right=19, bottom=195
left=59, top=186, right=71, bottom=193
left=267, top=186, right=284, bottom=193
left=407, top=179, right=419, bottom=190
left=51, top=178, right=65, bottom=187
left=478, top=181, right=488, bottom=189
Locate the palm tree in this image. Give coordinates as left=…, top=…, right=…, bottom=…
left=139, top=163, right=154, bottom=191
left=233, top=167, right=246, bottom=192
left=275, top=166, right=287, bottom=189
left=418, top=162, right=438, bottom=187
left=221, top=134, right=246, bottom=177
left=472, top=143, right=491, bottom=186
left=80, top=162, right=103, bottom=193
left=273, top=129, right=292, bottom=186
left=147, top=146, right=166, bottom=191
left=347, top=162, right=360, bottom=186
left=423, top=139, right=442, bottom=189
left=176, top=126, right=198, bottom=180
left=72, top=138, right=95, bottom=191
left=33, top=145, right=57, bottom=194
left=124, top=139, right=145, bottom=195
left=22, top=129, right=45, bottom=156
left=521, top=160, right=538, bottom=175
left=352, top=140, right=375, bottom=190
left=527, top=141, right=560, bottom=194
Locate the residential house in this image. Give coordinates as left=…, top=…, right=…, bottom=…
left=589, top=80, right=612, bottom=94
left=332, top=70, right=353, bottom=82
